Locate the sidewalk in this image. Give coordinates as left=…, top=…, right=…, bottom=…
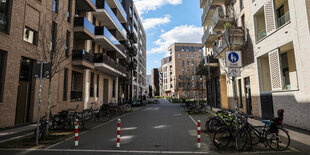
left=0, top=106, right=146, bottom=145
left=206, top=107, right=310, bottom=147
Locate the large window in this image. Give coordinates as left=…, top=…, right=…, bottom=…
left=0, top=51, right=6, bottom=102
left=51, top=22, right=57, bottom=52
left=63, top=68, right=68, bottom=101
left=71, top=71, right=83, bottom=101
left=66, top=31, right=70, bottom=57
left=53, top=0, right=58, bottom=13
left=23, top=27, right=37, bottom=45
left=90, top=72, right=94, bottom=97
left=0, top=0, right=10, bottom=34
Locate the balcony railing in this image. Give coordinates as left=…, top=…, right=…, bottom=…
left=202, top=26, right=221, bottom=47
left=212, top=7, right=234, bottom=31
left=96, top=0, right=127, bottom=38
left=95, top=26, right=124, bottom=54
left=115, top=0, right=127, bottom=20
left=256, top=28, right=266, bottom=42
left=201, top=0, right=215, bottom=26
left=72, top=50, right=94, bottom=64
left=277, top=12, right=290, bottom=28
left=74, top=17, right=95, bottom=34
left=94, top=53, right=126, bottom=73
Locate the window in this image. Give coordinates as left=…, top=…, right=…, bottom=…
left=199, top=47, right=202, bottom=52
left=96, top=74, right=99, bottom=97
left=51, top=22, right=57, bottom=51
left=186, top=47, right=189, bottom=52
left=240, top=0, right=244, bottom=11
left=182, top=69, right=185, bottom=74
left=90, top=72, right=94, bottom=97
left=182, top=60, right=184, bottom=67
left=191, top=54, right=194, bottom=59
left=192, top=76, right=194, bottom=80
left=191, top=61, right=194, bottom=66
left=192, top=82, right=195, bottom=87
left=0, top=0, right=9, bottom=34
left=241, top=14, right=245, bottom=28
left=92, top=16, right=96, bottom=25
left=191, top=47, right=194, bottom=52
left=67, top=0, right=72, bottom=22
left=53, top=0, right=58, bottom=13
left=177, top=53, right=180, bottom=59
left=0, top=51, right=6, bottom=102
left=199, top=54, right=202, bottom=58
left=71, top=71, right=83, bottom=101
left=187, top=61, right=189, bottom=66
left=192, top=68, right=194, bottom=73
left=281, top=52, right=290, bottom=89
left=181, top=46, right=184, bottom=51
left=91, top=41, right=96, bottom=53
left=23, top=27, right=37, bottom=45
left=186, top=53, right=189, bottom=59
left=63, top=68, right=68, bottom=101
left=187, top=68, right=189, bottom=73
left=65, top=31, right=70, bottom=57
left=112, top=79, right=116, bottom=97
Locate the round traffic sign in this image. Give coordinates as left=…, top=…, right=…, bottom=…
left=228, top=52, right=239, bottom=63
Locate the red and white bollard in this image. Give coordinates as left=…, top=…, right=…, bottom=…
left=75, top=119, right=78, bottom=147
left=117, top=119, right=121, bottom=148
left=197, top=120, right=201, bottom=149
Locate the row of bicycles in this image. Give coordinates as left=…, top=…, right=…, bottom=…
left=34, top=102, right=132, bottom=140
left=181, top=100, right=207, bottom=114
left=205, top=109, right=290, bottom=151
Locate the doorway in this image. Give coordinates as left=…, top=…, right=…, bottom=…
left=103, top=79, right=109, bottom=104
left=15, top=57, right=34, bottom=125
left=244, top=77, right=252, bottom=115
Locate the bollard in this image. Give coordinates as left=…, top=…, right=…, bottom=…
left=75, top=119, right=78, bottom=147
left=117, top=119, right=121, bottom=148
left=197, top=120, right=201, bottom=149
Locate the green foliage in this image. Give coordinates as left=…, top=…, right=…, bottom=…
left=224, top=22, right=232, bottom=29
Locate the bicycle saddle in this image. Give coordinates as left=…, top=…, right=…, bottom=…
left=262, top=120, right=271, bottom=126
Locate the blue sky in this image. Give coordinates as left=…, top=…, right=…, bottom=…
left=134, top=0, right=203, bottom=75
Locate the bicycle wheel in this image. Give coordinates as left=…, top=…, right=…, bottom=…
left=99, top=109, right=110, bottom=122
left=213, top=127, right=232, bottom=149
left=82, top=109, right=93, bottom=121
left=235, top=127, right=248, bottom=151
left=76, top=115, right=85, bottom=129
left=207, top=117, right=223, bottom=132
left=266, top=128, right=290, bottom=151
left=123, top=104, right=132, bottom=112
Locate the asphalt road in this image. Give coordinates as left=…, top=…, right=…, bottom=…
left=0, top=99, right=308, bottom=155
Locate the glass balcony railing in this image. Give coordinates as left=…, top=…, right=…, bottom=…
left=96, top=0, right=127, bottom=38
left=72, top=50, right=94, bottom=64
left=277, top=12, right=290, bottom=28
left=74, top=17, right=95, bottom=34
left=256, top=28, right=267, bottom=42
left=95, top=26, right=125, bottom=54
left=115, top=0, right=127, bottom=20
left=94, top=53, right=127, bottom=73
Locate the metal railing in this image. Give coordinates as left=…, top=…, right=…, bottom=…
left=115, top=0, right=127, bottom=20
left=72, top=50, right=94, bottom=64
left=256, top=28, right=267, bottom=42
left=277, top=12, right=290, bottom=28
left=201, top=0, right=214, bottom=25
left=94, top=53, right=126, bottom=73
left=202, top=26, right=212, bottom=45
left=74, top=17, right=95, bottom=34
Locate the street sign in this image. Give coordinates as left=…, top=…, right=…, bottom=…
left=228, top=68, right=241, bottom=77
left=226, top=51, right=242, bottom=68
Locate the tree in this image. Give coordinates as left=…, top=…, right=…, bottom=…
left=26, top=14, right=69, bottom=136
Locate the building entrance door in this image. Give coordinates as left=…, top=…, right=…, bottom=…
left=15, top=57, right=34, bottom=125
left=103, top=79, right=109, bottom=104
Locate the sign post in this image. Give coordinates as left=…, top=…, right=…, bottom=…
left=226, top=51, right=242, bottom=150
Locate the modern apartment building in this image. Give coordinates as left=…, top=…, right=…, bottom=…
left=151, top=68, right=160, bottom=97
left=160, top=56, right=172, bottom=97
left=199, top=0, right=310, bottom=130
left=160, top=43, right=206, bottom=99
left=0, top=0, right=146, bottom=128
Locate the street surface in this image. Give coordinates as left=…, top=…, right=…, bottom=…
left=0, top=99, right=309, bottom=154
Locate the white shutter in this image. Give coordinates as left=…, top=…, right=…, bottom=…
left=268, top=49, right=282, bottom=91
left=264, top=0, right=276, bottom=35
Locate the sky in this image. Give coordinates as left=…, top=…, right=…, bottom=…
left=133, top=0, right=203, bottom=75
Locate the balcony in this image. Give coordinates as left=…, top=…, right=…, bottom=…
left=106, top=0, right=127, bottom=23
left=94, top=53, right=127, bottom=77
left=196, top=56, right=219, bottom=75
left=94, top=0, right=127, bottom=41
left=76, top=0, right=96, bottom=11
left=200, top=0, right=207, bottom=8
left=72, top=50, right=95, bottom=69
left=213, top=28, right=246, bottom=58
left=201, top=0, right=229, bottom=26
left=202, top=26, right=221, bottom=48
left=95, top=26, right=126, bottom=58
left=212, top=7, right=234, bottom=32
left=73, top=17, right=95, bottom=40
left=129, top=29, right=138, bottom=43
left=277, top=12, right=290, bottom=28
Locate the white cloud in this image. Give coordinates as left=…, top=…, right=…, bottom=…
left=133, top=0, right=182, bottom=15
left=143, top=15, right=171, bottom=30
left=148, top=25, right=203, bottom=55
